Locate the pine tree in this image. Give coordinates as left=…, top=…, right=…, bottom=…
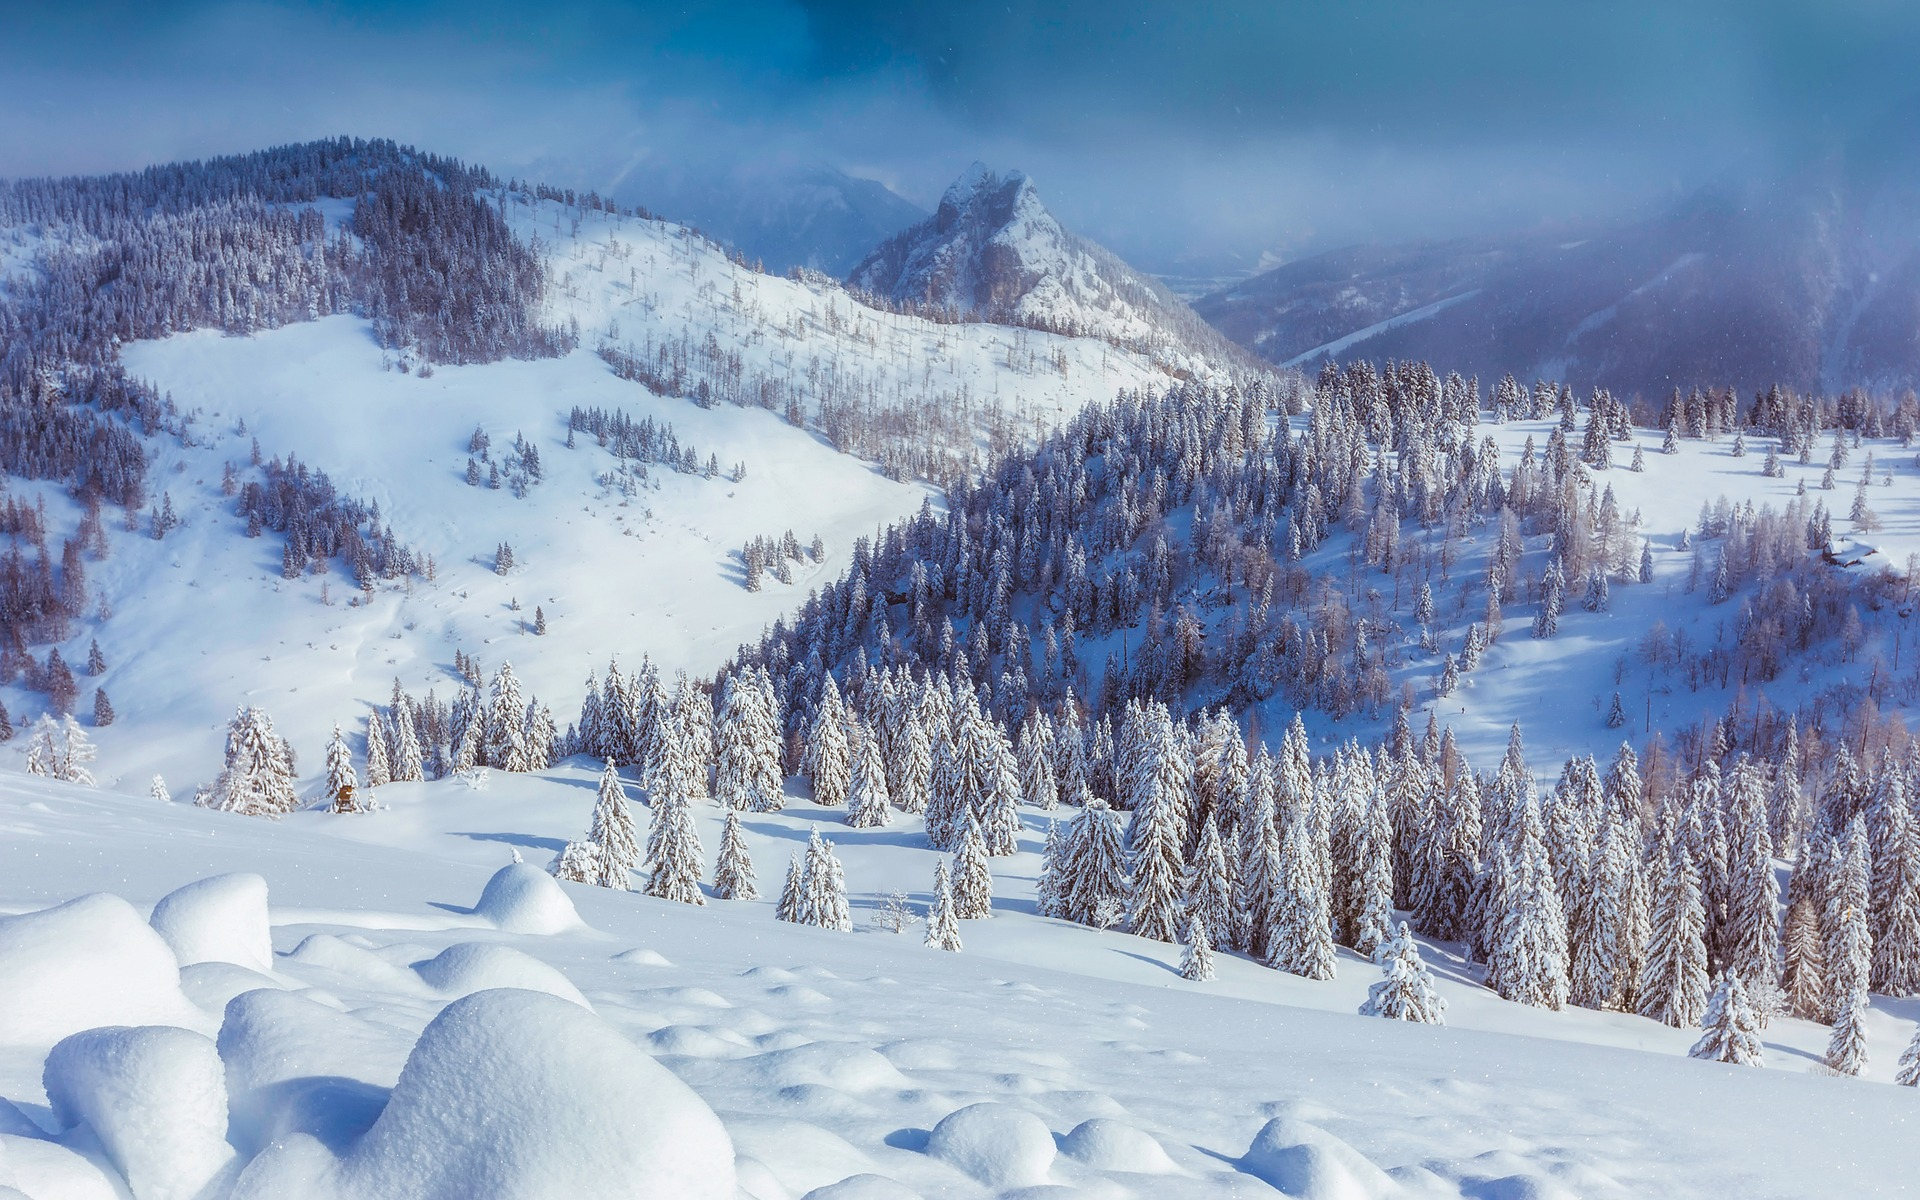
left=86, top=638, right=106, bottom=676
left=1780, top=892, right=1828, bottom=1020
left=483, top=661, right=531, bottom=771
left=1062, top=798, right=1131, bottom=927
left=149, top=775, right=170, bottom=804
left=953, top=816, right=994, bottom=919
left=1180, top=912, right=1216, bottom=982
left=804, top=677, right=853, bottom=806
left=1486, top=792, right=1571, bottom=1010
left=586, top=759, right=641, bottom=890
left=390, top=704, right=425, bottom=783
left=1017, top=712, right=1059, bottom=810
left=1638, top=826, right=1710, bottom=1027
left=1570, top=814, right=1629, bottom=1010
left=845, top=725, right=893, bottom=828
left=1689, top=974, right=1765, bottom=1066
left=796, top=830, right=852, bottom=931
left=1825, top=987, right=1869, bottom=1077
left=90, top=689, right=114, bottom=727
left=776, top=852, right=803, bottom=922
left=1128, top=728, right=1189, bottom=943
left=717, top=671, right=784, bottom=811
left=201, top=706, right=297, bottom=817
left=643, top=791, right=706, bottom=904
left=713, top=809, right=758, bottom=900
left=1266, top=819, right=1336, bottom=980
left=1723, top=762, right=1781, bottom=1001
left=1826, top=819, right=1873, bottom=1024
left=550, top=839, right=601, bottom=884
left=364, top=711, right=392, bottom=787
left=925, top=860, right=964, bottom=951
left=1360, top=922, right=1447, bottom=1024
left=1184, top=816, right=1232, bottom=948
left=323, top=722, right=362, bottom=813
left=1895, top=1025, right=1920, bottom=1087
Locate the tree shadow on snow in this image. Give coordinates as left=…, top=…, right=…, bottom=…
left=449, top=830, right=569, bottom=854
left=1111, top=948, right=1180, bottom=977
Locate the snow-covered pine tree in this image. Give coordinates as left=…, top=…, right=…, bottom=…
left=1825, top=987, right=1869, bottom=1077
left=643, top=790, right=706, bottom=904
left=925, top=860, right=963, bottom=951
left=1035, top=817, right=1068, bottom=918
left=1570, top=812, right=1629, bottom=1009
left=1017, top=711, right=1059, bottom=811
left=1896, top=1024, right=1920, bottom=1087
left=1689, top=973, right=1765, bottom=1066
left=889, top=695, right=932, bottom=814
left=717, top=671, right=784, bottom=811
left=1233, top=753, right=1278, bottom=954
left=953, top=815, right=994, bottom=919
left=587, top=759, right=641, bottom=891
left=1347, top=777, right=1395, bottom=958
left=845, top=725, right=893, bottom=828
left=1128, top=723, right=1189, bottom=943
left=804, top=676, right=853, bottom=806
left=1869, top=779, right=1920, bottom=996
left=775, top=852, right=803, bottom=922
left=550, top=838, right=601, bottom=884
left=1638, top=821, right=1710, bottom=1027
left=796, top=830, right=852, bottom=931
left=1266, top=819, right=1336, bottom=980
left=1184, top=815, right=1232, bottom=947
left=713, top=809, right=758, bottom=900
left=482, top=661, right=531, bottom=771
left=323, top=722, right=362, bottom=813
left=201, top=706, right=298, bottom=817
left=1486, top=790, right=1571, bottom=1010
left=149, top=775, right=170, bottom=804
left=1360, top=922, right=1447, bottom=1024
left=1780, top=891, right=1829, bottom=1020
left=1180, top=912, right=1216, bottom=982
left=364, top=710, right=392, bottom=787
left=1723, top=760, right=1780, bottom=1003
left=390, top=703, right=425, bottom=783
left=1826, top=818, right=1873, bottom=1025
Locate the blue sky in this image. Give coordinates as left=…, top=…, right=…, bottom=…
left=2, top=1, right=1914, bottom=270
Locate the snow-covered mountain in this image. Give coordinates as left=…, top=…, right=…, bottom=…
left=1196, top=100, right=1920, bottom=396
left=849, top=163, right=1259, bottom=379
left=612, top=160, right=927, bottom=277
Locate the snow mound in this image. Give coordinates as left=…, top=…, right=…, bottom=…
left=231, top=988, right=736, bottom=1200
left=612, top=947, right=674, bottom=967
left=1239, top=1117, right=1401, bottom=1200
left=727, top=1116, right=879, bottom=1196
left=747, top=1042, right=914, bottom=1092
left=472, top=863, right=584, bottom=935
left=1059, top=1118, right=1181, bottom=1174
left=800, top=1177, right=921, bottom=1200
left=925, top=1102, right=1056, bottom=1189
left=0, top=1134, right=130, bottom=1200
left=0, top=1099, right=40, bottom=1137
left=179, top=961, right=285, bottom=1014
left=284, top=933, right=432, bottom=992
left=648, top=1024, right=754, bottom=1058
left=412, top=942, right=591, bottom=1008
left=149, top=873, right=275, bottom=973
left=42, top=1024, right=237, bottom=1200
left=0, top=893, right=201, bottom=1048
left=218, top=988, right=410, bottom=1154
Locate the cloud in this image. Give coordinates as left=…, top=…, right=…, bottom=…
left=2, top=1, right=1914, bottom=272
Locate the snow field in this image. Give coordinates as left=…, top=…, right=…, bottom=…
left=0, top=770, right=1914, bottom=1199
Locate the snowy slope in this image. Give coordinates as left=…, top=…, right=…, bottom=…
left=0, top=189, right=1194, bottom=795
left=0, top=769, right=1913, bottom=1200
left=849, top=164, right=1258, bottom=379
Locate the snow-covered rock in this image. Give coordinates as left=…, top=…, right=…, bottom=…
left=411, top=942, right=591, bottom=1008
left=924, top=1102, right=1056, bottom=1189
left=148, top=873, right=275, bottom=973
left=42, top=1024, right=237, bottom=1200
left=231, top=987, right=736, bottom=1199
left=473, top=862, right=584, bottom=935
left=0, top=894, right=202, bottom=1048
left=1058, top=1118, right=1181, bottom=1174
left=1239, top=1117, right=1401, bottom=1199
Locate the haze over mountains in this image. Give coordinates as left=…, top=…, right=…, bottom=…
left=1195, top=99, right=1920, bottom=397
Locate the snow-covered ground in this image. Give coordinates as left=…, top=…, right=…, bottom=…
left=1, top=768, right=1913, bottom=1199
